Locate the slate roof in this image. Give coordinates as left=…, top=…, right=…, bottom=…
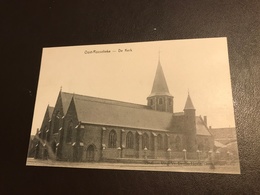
left=60, top=92, right=149, bottom=115
left=184, top=94, right=195, bottom=110
left=72, top=95, right=173, bottom=131
left=196, top=116, right=211, bottom=136
left=148, top=61, right=172, bottom=97
left=59, top=91, right=212, bottom=136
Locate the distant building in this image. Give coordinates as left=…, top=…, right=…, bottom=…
left=209, top=127, right=239, bottom=159
left=33, top=60, right=214, bottom=162
left=209, top=127, right=237, bottom=145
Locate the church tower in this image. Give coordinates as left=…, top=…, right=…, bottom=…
left=147, top=60, right=173, bottom=113
left=183, top=93, right=197, bottom=152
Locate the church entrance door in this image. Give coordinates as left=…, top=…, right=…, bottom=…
left=86, top=145, right=95, bottom=161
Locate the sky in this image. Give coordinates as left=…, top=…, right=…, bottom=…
left=30, top=37, right=236, bottom=135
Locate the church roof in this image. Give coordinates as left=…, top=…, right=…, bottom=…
left=58, top=91, right=212, bottom=136
left=184, top=93, right=195, bottom=110
left=196, top=116, right=211, bottom=136
left=60, top=92, right=149, bottom=115
left=60, top=92, right=74, bottom=115
left=47, top=106, right=54, bottom=118
left=148, top=61, right=172, bottom=97
left=72, top=95, right=173, bottom=131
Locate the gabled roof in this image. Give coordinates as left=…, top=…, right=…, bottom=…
left=209, top=127, right=237, bottom=139
left=196, top=116, right=211, bottom=136
left=60, top=92, right=74, bottom=115
left=60, top=92, right=150, bottom=116
left=148, top=61, right=172, bottom=97
left=72, top=95, right=174, bottom=131
left=47, top=106, right=54, bottom=118
left=184, top=93, right=195, bottom=110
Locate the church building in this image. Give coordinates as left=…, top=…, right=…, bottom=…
left=34, top=60, right=214, bottom=162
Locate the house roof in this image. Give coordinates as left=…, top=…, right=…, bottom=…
left=209, top=127, right=237, bottom=139
left=214, top=140, right=226, bottom=148
left=72, top=95, right=174, bottom=131
left=148, top=61, right=172, bottom=97
left=196, top=116, right=211, bottom=136
left=184, top=93, right=195, bottom=110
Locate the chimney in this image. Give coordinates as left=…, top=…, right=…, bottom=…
left=204, top=116, right=207, bottom=127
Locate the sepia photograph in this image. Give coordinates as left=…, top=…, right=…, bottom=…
left=27, top=38, right=240, bottom=174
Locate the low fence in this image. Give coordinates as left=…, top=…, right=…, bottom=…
left=103, top=157, right=239, bottom=166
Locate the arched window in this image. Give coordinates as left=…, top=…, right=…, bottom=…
left=42, top=126, right=47, bottom=141
left=175, top=136, right=181, bottom=151
left=53, top=111, right=61, bottom=134
left=126, top=132, right=134, bottom=149
left=66, top=121, right=73, bottom=143
left=44, top=126, right=48, bottom=141
left=158, top=98, right=163, bottom=105
left=164, top=134, right=169, bottom=149
left=108, top=130, right=117, bottom=148
left=157, top=134, right=163, bottom=150
left=142, top=133, right=149, bottom=149
left=168, top=98, right=172, bottom=105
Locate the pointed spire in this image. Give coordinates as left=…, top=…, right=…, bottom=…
left=184, top=93, right=195, bottom=110
left=149, top=60, right=172, bottom=97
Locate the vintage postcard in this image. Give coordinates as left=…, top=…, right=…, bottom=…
left=27, top=38, right=240, bottom=174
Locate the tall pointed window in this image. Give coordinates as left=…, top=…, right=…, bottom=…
left=157, top=134, right=163, bottom=150
left=108, top=130, right=117, bottom=148
left=44, top=126, right=49, bottom=141
left=66, top=121, right=73, bottom=143
left=158, top=98, right=163, bottom=105
left=168, top=98, right=172, bottom=106
left=42, top=126, right=47, bottom=141
left=53, top=111, right=61, bottom=134
left=164, top=134, right=168, bottom=149
left=126, top=132, right=134, bottom=149
left=175, top=136, right=181, bottom=151
left=142, top=133, right=149, bottom=149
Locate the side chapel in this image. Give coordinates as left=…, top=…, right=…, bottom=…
left=34, top=60, right=214, bottom=162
